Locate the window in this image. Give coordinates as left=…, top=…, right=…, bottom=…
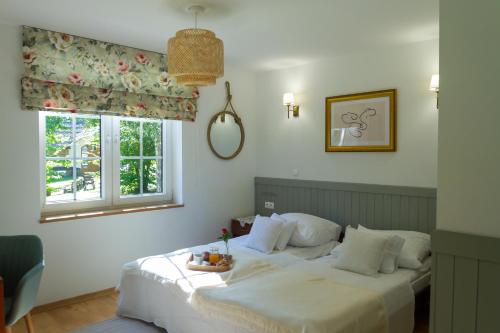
left=112, top=117, right=172, bottom=206
left=43, top=113, right=102, bottom=203
left=41, top=112, right=174, bottom=213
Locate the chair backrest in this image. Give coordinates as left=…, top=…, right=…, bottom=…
left=0, top=277, right=5, bottom=333
left=0, top=236, right=43, bottom=297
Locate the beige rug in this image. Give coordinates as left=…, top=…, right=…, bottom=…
left=73, top=316, right=166, bottom=333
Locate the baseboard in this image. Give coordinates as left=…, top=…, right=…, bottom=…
left=32, top=287, right=118, bottom=314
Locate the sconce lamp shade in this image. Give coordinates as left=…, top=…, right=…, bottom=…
left=283, top=92, right=295, bottom=106
left=282, top=92, right=299, bottom=118
left=429, top=74, right=439, bottom=92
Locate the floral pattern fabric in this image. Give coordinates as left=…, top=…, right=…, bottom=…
left=21, top=26, right=199, bottom=121
left=22, top=78, right=196, bottom=121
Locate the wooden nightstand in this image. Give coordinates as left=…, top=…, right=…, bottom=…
left=231, top=216, right=255, bottom=237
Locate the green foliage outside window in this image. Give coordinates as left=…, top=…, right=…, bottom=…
left=119, top=120, right=162, bottom=196
left=44, top=114, right=163, bottom=201
left=45, top=114, right=101, bottom=200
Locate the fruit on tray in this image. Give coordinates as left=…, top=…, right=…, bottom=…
left=216, top=257, right=231, bottom=267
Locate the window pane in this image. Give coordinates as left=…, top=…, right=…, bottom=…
left=45, top=114, right=73, bottom=158
left=120, top=159, right=140, bottom=196
left=143, top=122, right=162, bottom=156
left=46, top=159, right=74, bottom=202
left=143, top=159, right=162, bottom=194
left=120, top=120, right=140, bottom=156
left=76, top=160, right=101, bottom=200
left=75, top=117, right=101, bottom=159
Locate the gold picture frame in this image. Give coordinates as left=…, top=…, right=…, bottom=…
left=325, top=89, right=396, bottom=152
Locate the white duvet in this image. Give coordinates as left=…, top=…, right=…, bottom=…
left=192, top=264, right=389, bottom=333
left=118, top=238, right=415, bottom=333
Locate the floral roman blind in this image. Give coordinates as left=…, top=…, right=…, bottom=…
left=21, top=26, right=199, bottom=121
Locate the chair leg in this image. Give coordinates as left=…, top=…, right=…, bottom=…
left=24, top=312, right=35, bottom=333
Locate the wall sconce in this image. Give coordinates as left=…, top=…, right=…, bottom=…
left=429, top=74, right=439, bottom=108
left=283, top=92, right=299, bottom=118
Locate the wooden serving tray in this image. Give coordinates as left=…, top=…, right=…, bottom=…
left=186, top=254, right=233, bottom=272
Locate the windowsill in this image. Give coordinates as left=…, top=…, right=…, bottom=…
left=40, top=202, right=184, bottom=223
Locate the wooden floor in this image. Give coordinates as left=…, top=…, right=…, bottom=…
left=12, top=293, right=119, bottom=333
left=11, top=290, right=430, bottom=333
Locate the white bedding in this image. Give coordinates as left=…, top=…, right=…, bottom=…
left=117, top=238, right=427, bottom=333
left=191, top=263, right=389, bottom=333
left=312, top=255, right=432, bottom=333
left=232, top=235, right=339, bottom=260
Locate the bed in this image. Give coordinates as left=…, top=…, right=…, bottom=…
left=117, top=236, right=430, bottom=333
left=118, top=178, right=435, bottom=333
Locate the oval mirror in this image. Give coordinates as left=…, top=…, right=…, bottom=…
left=208, top=111, right=245, bottom=160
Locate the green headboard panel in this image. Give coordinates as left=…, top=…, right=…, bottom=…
left=255, top=177, right=436, bottom=233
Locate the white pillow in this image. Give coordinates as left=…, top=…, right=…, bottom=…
left=270, top=213, right=297, bottom=251
left=419, top=256, right=432, bottom=273
left=245, top=215, right=284, bottom=254
left=358, top=225, right=431, bottom=270
left=270, top=213, right=285, bottom=221
left=281, top=213, right=342, bottom=247
left=334, top=226, right=391, bottom=276
left=380, top=235, right=405, bottom=273
left=285, top=240, right=340, bottom=260
left=330, top=243, right=344, bottom=258
left=356, top=227, right=405, bottom=274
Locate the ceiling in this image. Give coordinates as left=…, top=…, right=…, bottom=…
left=0, top=0, right=439, bottom=71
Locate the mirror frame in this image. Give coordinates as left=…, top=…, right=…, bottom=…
left=207, top=111, right=245, bottom=160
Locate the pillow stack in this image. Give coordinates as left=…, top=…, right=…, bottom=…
left=357, top=225, right=431, bottom=270
left=245, top=213, right=341, bottom=254
left=334, top=227, right=387, bottom=275
left=270, top=213, right=297, bottom=251
left=245, top=215, right=285, bottom=254
left=280, top=213, right=342, bottom=247
left=332, top=225, right=431, bottom=275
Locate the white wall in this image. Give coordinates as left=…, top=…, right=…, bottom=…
left=437, top=0, right=500, bottom=237
left=0, top=24, right=257, bottom=304
left=255, top=40, right=439, bottom=188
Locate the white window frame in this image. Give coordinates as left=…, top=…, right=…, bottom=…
left=112, top=117, right=173, bottom=206
left=40, top=112, right=173, bottom=214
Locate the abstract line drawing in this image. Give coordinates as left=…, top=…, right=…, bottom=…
left=326, top=89, right=395, bottom=152
left=340, top=107, right=377, bottom=138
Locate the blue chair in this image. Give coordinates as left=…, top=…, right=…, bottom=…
left=0, top=236, right=44, bottom=333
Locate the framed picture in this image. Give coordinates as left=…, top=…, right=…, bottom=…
left=325, top=89, right=396, bottom=152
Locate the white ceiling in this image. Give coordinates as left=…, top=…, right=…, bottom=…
left=0, top=0, right=438, bottom=71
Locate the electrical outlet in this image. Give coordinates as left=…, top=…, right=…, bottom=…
left=264, top=201, right=275, bottom=209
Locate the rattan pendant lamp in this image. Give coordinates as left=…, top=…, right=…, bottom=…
left=167, top=5, right=224, bottom=86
